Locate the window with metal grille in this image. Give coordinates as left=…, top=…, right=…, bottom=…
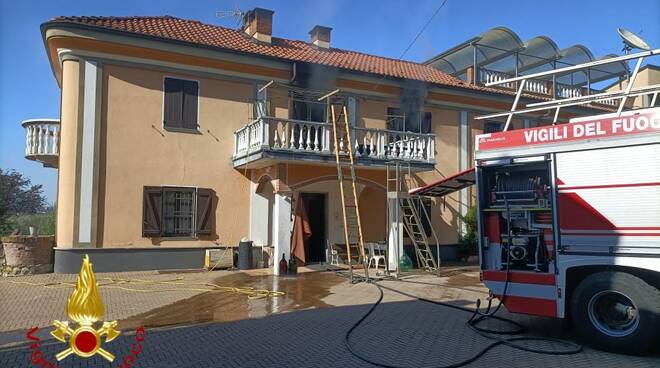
left=162, top=189, right=196, bottom=237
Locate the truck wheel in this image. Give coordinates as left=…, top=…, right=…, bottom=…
left=571, top=271, right=660, bottom=354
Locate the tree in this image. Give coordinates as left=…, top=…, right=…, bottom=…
left=0, top=169, right=48, bottom=234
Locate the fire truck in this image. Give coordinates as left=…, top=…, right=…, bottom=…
left=410, top=45, right=660, bottom=353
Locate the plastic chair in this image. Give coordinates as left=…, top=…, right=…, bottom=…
left=326, top=240, right=340, bottom=265
left=367, top=242, right=386, bottom=271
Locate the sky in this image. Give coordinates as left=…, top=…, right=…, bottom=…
left=1, top=0, right=659, bottom=203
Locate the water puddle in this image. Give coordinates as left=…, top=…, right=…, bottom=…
left=119, top=271, right=344, bottom=330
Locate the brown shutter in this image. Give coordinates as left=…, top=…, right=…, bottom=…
left=196, top=188, right=214, bottom=236
left=164, top=78, right=183, bottom=128
left=143, top=186, right=163, bottom=237
left=182, top=80, right=199, bottom=130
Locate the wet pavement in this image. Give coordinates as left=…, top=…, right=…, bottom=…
left=2, top=267, right=659, bottom=367
left=120, top=272, right=344, bottom=331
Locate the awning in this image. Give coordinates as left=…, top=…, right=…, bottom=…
left=409, top=168, right=476, bottom=197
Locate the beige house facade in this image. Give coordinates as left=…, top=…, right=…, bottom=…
left=30, top=9, right=609, bottom=273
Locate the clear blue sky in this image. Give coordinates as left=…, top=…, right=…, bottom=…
left=1, top=0, right=658, bottom=203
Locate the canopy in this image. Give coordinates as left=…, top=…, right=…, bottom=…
left=409, top=168, right=476, bottom=198
left=425, top=28, right=629, bottom=86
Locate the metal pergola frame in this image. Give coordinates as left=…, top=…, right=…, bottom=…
left=475, top=48, right=660, bottom=130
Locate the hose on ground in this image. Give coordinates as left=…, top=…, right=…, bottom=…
left=337, top=273, right=582, bottom=368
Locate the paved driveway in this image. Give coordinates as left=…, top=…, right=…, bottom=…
left=1, top=269, right=658, bottom=367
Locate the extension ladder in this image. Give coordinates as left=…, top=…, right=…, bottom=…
left=330, top=104, right=368, bottom=282
left=386, top=162, right=439, bottom=272
left=400, top=196, right=438, bottom=272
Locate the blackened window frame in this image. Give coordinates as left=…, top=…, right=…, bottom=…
left=386, top=107, right=432, bottom=134
left=484, top=120, right=505, bottom=133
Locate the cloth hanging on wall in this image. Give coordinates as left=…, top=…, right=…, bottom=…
left=290, top=193, right=312, bottom=266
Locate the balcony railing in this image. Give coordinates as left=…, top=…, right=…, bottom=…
left=22, top=119, right=60, bottom=168
left=479, top=68, right=617, bottom=106
left=233, top=117, right=436, bottom=166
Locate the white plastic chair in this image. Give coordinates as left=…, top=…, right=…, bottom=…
left=326, top=240, right=340, bottom=265
left=367, top=242, right=386, bottom=271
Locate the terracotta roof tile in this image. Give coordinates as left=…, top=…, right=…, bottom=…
left=48, top=15, right=485, bottom=91
left=49, top=15, right=614, bottom=112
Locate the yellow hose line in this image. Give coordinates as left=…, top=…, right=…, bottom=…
left=4, top=276, right=285, bottom=300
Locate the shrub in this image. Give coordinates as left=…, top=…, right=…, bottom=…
left=457, top=206, right=478, bottom=262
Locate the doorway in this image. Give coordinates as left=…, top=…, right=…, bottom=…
left=301, top=193, right=327, bottom=263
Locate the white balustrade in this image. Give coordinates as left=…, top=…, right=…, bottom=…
left=556, top=84, right=583, bottom=99
left=479, top=69, right=514, bottom=89
left=524, top=78, right=549, bottom=95
left=22, top=120, right=60, bottom=159
left=234, top=116, right=436, bottom=164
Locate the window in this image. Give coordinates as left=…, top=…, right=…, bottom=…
left=163, top=189, right=195, bottom=237
left=163, top=77, right=199, bottom=131
left=143, top=186, right=214, bottom=238
left=484, top=121, right=504, bottom=133
left=386, top=107, right=432, bottom=134
left=291, top=98, right=326, bottom=122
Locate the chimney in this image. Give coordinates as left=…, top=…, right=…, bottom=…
left=241, top=8, right=274, bottom=44
left=309, top=25, right=332, bottom=49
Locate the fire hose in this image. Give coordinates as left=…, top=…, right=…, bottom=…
left=338, top=197, right=582, bottom=368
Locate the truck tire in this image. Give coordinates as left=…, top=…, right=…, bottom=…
left=570, top=271, right=660, bottom=354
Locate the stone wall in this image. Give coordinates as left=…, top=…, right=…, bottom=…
left=1, top=235, right=55, bottom=276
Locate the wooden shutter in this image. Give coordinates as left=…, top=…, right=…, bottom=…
left=182, top=80, right=199, bottom=130
left=196, top=188, right=214, bottom=236
left=143, top=187, right=163, bottom=237
left=164, top=78, right=184, bottom=128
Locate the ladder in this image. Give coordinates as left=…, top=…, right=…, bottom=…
left=400, top=196, right=439, bottom=272
left=386, top=162, right=439, bottom=273
left=330, top=104, right=368, bottom=282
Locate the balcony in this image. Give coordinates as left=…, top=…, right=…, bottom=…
left=232, top=117, right=436, bottom=169
left=478, top=68, right=618, bottom=106
left=22, top=119, right=60, bottom=168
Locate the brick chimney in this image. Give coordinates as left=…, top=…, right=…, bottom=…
left=309, top=25, right=332, bottom=49
left=242, top=8, right=274, bottom=44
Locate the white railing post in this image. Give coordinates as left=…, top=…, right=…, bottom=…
left=260, top=117, right=270, bottom=149
left=322, top=124, right=331, bottom=153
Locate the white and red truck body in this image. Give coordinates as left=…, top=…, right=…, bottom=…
left=472, top=107, right=660, bottom=319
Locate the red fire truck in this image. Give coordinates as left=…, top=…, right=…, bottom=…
left=410, top=37, right=660, bottom=353
left=413, top=107, right=659, bottom=354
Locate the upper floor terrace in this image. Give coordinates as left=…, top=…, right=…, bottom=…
left=425, top=27, right=629, bottom=107
left=232, top=87, right=436, bottom=170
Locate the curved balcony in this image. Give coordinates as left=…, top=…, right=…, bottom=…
left=22, top=119, right=60, bottom=168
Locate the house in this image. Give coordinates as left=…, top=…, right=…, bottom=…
left=27, top=8, right=612, bottom=273
left=604, top=64, right=660, bottom=108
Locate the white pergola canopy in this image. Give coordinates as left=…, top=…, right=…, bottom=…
left=425, top=27, right=629, bottom=87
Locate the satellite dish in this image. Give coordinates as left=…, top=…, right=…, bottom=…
left=617, top=28, right=651, bottom=53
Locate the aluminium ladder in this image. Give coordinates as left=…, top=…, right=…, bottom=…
left=386, top=162, right=439, bottom=273
left=330, top=104, right=369, bottom=282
